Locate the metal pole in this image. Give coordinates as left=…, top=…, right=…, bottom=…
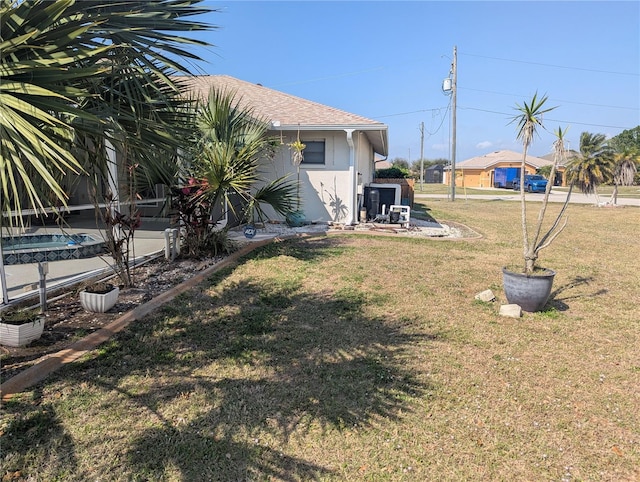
left=0, top=240, right=8, bottom=305
left=419, top=122, right=424, bottom=190
left=451, top=45, right=457, bottom=202
left=38, top=261, right=48, bottom=313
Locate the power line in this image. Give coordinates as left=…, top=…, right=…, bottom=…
left=373, top=106, right=448, bottom=119
left=460, top=87, right=639, bottom=111
left=460, top=52, right=639, bottom=77
left=459, top=105, right=635, bottom=130
left=425, top=101, right=451, bottom=136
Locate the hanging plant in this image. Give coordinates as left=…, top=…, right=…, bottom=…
left=288, top=138, right=306, bottom=166
left=286, top=130, right=307, bottom=227
left=287, top=130, right=306, bottom=216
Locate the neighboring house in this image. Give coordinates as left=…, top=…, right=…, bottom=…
left=539, top=150, right=577, bottom=186
left=177, top=75, right=389, bottom=225
left=375, top=160, right=393, bottom=170
left=442, top=150, right=566, bottom=188
left=425, top=164, right=444, bottom=184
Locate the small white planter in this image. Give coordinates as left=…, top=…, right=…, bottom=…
left=0, top=317, right=45, bottom=347
left=80, top=286, right=120, bottom=313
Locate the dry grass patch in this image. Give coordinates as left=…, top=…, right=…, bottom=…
left=1, top=200, right=639, bottom=481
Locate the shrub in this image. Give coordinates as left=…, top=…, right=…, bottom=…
left=375, top=167, right=411, bottom=179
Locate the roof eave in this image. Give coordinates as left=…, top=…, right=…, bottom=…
left=273, top=124, right=388, bottom=156
left=275, top=124, right=386, bottom=131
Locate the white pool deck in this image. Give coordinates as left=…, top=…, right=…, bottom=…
left=1, top=218, right=169, bottom=303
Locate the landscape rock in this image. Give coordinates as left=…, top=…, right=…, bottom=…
left=475, top=289, right=496, bottom=302
left=499, top=304, right=522, bottom=318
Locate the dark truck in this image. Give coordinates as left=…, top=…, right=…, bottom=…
left=493, top=167, right=521, bottom=189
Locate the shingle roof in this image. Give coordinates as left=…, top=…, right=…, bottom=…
left=175, top=75, right=388, bottom=155
left=175, top=75, right=383, bottom=127
left=457, top=150, right=554, bottom=169
left=540, top=150, right=578, bottom=166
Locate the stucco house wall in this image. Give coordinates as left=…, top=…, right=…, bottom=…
left=258, top=130, right=365, bottom=223
left=178, top=75, right=388, bottom=225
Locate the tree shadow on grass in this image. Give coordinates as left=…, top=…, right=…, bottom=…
left=101, top=277, right=425, bottom=478
left=548, top=276, right=607, bottom=311
left=7, top=237, right=435, bottom=480
left=1, top=388, right=79, bottom=478
left=238, top=234, right=353, bottom=264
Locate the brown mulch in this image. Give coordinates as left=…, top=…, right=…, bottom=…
left=0, top=256, right=223, bottom=382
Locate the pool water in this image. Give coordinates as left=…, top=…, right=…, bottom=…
left=1, top=233, right=106, bottom=265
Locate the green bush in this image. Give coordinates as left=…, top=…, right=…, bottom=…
left=375, top=167, right=411, bottom=179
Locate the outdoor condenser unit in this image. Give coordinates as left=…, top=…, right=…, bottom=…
left=364, top=184, right=401, bottom=220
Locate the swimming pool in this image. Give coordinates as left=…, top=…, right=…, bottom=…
left=1, top=233, right=106, bottom=265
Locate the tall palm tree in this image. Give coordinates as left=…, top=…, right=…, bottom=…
left=609, top=149, right=639, bottom=205
left=176, top=87, right=298, bottom=257
left=566, top=132, right=615, bottom=204
left=0, top=0, right=214, bottom=224
left=511, top=93, right=556, bottom=274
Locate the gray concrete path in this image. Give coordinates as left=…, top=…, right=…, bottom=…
left=415, top=189, right=640, bottom=206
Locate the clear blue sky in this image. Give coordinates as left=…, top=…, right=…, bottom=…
left=189, top=1, right=640, bottom=163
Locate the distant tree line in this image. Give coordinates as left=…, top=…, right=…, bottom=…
left=375, top=157, right=449, bottom=179
left=547, top=126, right=640, bottom=205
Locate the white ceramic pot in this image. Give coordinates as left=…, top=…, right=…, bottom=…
left=80, top=286, right=120, bottom=313
left=0, top=317, right=45, bottom=347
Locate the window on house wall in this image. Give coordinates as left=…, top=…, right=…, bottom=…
left=302, top=140, right=325, bottom=165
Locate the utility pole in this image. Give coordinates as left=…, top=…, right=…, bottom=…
left=419, top=121, right=424, bottom=190
left=450, top=45, right=457, bottom=202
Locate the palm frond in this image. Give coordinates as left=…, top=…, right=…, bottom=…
left=0, top=0, right=216, bottom=223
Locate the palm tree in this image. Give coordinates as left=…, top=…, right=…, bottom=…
left=175, top=86, right=298, bottom=257
left=566, top=132, right=615, bottom=204
left=1, top=0, right=215, bottom=293
left=0, top=0, right=214, bottom=224
left=609, top=149, right=639, bottom=205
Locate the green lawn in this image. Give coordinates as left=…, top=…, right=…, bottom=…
left=2, top=199, right=639, bottom=481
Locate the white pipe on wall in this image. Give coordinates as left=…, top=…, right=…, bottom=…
left=345, top=129, right=356, bottom=225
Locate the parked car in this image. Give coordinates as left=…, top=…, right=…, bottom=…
left=512, top=174, right=548, bottom=193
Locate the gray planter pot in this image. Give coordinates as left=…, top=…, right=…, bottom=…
left=285, top=211, right=306, bottom=228
left=502, top=267, right=556, bottom=312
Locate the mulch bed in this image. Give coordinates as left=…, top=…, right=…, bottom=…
left=1, top=256, right=221, bottom=381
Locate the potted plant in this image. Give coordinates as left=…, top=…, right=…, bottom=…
left=0, top=308, right=45, bottom=347
left=243, top=199, right=258, bottom=239
left=79, top=281, right=120, bottom=313
left=502, top=93, right=573, bottom=312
